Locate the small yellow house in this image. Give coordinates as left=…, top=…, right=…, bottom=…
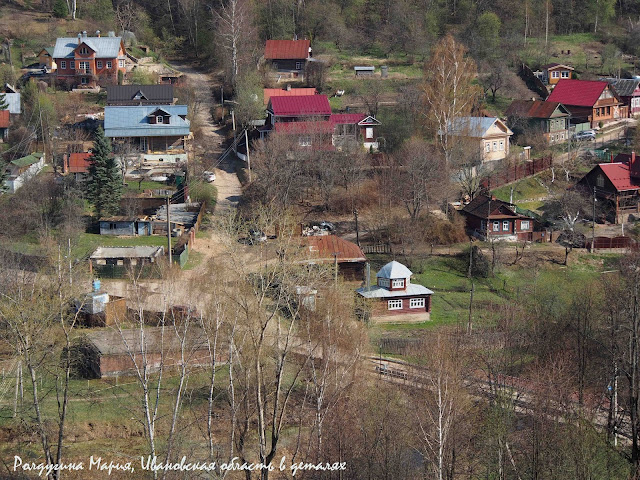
left=448, top=117, right=514, bottom=162
left=541, top=63, right=574, bottom=85
left=38, top=47, right=55, bottom=70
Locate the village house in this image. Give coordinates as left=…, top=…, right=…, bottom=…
left=38, top=47, right=55, bottom=71
left=3, top=84, right=21, bottom=115
left=541, top=63, right=575, bottom=85
left=461, top=194, right=536, bottom=241
left=447, top=117, right=514, bottom=162
left=299, top=235, right=367, bottom=281
left=106, top=85, right=175, bottom=106
left=505, top=100, right=570, bottom=144
left=577, top=152, right=640, bottom=223
left=546, top=79, right=627, bottom=128
left=104, top=105, right=190, bottom=163
left=53, top=31, right=127, bottom=88
left=263, top=86, right=317, bottom=105
left=99, top=216, right=153, bottom=236
left=89, top=246, right=164, bottom=277
left=0, top=110, right=8, bottom=141
left=73, top=327, right=217, bottom=378
left=3, top=152, right=45, bottom=193
left=603, top=78, right=640, bottom=117
left=264, top=39, right=311, bottom=79
left=356, top=261, right=433, bottom=322
left=263, top=94, right=381, bottom=150
left=62, top=152, right=92, bottom=181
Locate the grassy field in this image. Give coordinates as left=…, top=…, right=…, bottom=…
left=75, top=233, right=175, bottom=259
left=491, top=175, right=549, bottom=204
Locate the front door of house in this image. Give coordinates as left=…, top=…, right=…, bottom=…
left=140, top=137, right=147, bottom=151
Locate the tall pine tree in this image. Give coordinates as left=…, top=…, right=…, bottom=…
left=85, top=127, right=122, bottom=218
left=0, top=93, right=8, bottom=111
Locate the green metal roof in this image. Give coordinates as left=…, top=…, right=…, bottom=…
left=10, top=153, right=44, bottom=168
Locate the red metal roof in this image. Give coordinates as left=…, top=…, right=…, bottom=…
left=598, top=163, right=640, bottom=192
left=68, top=152, right=92, bottom=173
left=301, top=235, right=367, bottom=263
left=330, top=113, right=367, bottom=124
left=269, top=95, right=331, bottom=116
left=263, top=88, right=316, bottom=105
left=0, top=110, right=9, bottom=128
left=547, top=79, right=608, bottom=107
left=264, top=40, right=310, bottom=60
left=274, top=121, right=334, bottom=134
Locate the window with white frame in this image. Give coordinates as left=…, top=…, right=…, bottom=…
left=521, top=220, right=530, bottom=230
left=493, top=221, right=500, bottom=231
left=378, top=277, right=390, bottom=288
left=107, top=61, right=112, bottom=68
left=97, top=60, right=102, bottom=68
left=485, top=142, right=491, bottom=153
left=410, top=298, right=425, bottom=309
left=552, top=71, right=559, bottom=78
left=79, top=61, right=89, bottom=72
left=80, top=47, right=89, bottom=55
left=60, top=61, right=66, bottom=69
left=499, top=140, right=505, bottom=151
left=156, top=116, right=163, bottom=124
left=492, top=142, right=498, bottom=151
left=391, top=279, right=405, bottom=289
left=295, top=62, right=303, bottom=70
left=70, top=61, right=75, bottom=69
left=119, top=59, right=125, bottom=68
left=81, top=77, right=87, bottom=84
left=299, top=135, right=311, bottom=147
left=388, top=299, right=403, bottom=310
left=366, top=127, right=374, bottom=139
left=561, top=70, right=570, bottom=78
left=502, top=220, right=509, bottom=231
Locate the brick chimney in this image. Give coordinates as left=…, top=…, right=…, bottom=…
left=77, top=33, right=82, bottom=45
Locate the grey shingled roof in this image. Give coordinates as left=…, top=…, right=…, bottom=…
left=53, top=36, right=124, bottom=59
left=104, top=105, right=190, bottom=138
left=603, top=78, right=640, bottom=97
left=107, top=85, right=174, bottom=105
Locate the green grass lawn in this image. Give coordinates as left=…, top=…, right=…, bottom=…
left=183, top=250, right=203, bottom=270
left=491, top=175, right=549, bottom=203
left=124, top=180, right=172, bottom=193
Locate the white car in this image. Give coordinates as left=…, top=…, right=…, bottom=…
left=574, top=130, right=596, bottom=141
left=203, top=171, right=216, bottom=182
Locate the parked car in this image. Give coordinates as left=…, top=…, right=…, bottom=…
left=248, top=229, right=267, bottom=244
left=203, top=171, right=216, bottom=182
left=574, top=129, right=596, bottom=141
left=319, top=221, right=335, bottom=232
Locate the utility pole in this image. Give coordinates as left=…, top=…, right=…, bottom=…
left=592, top=186, right=596, bottom=253
left=166, top=196, right=172, bottom=265
left=231, top=110, right=237, bottom=154
left=245, top=129, right=251, bottom=182
left=354, top=208, right=360, bottom=246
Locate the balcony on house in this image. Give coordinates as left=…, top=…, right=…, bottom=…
left=76, top=68, right=92, bottom=75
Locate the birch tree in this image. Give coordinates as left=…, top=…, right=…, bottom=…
left=421, top=34, right=479, bottom=167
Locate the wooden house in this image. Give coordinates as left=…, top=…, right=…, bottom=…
left=62, top=152, right=92, bottom=181
left=356, top=261, right=433, bottom=322
left=577, top=152, right=640, bottom=223
left=505, top=100, right=570, bottom=144
left=447, top=117, right=514, bottom=162
left=38, top=47, right=55, bottom=70
left=547, top=79, right=627, bottom=128
left=461, top=194, right=535, bottom=241
left=331, top=114, right=381, bottom=151
left=299, top=235, right=367, bottom=281
left=603, top=78, right=640, bottom=117
left=106, top=85, right=175, bottom=106
left=264, top=39, right=311, bottom=79
left=3, top=152, right=45, bottom=193
left=53, top=31, right=127, bottom=88
left=99, top=216, right=152, bottom=236
left=541, top=63, right=574, bottom=85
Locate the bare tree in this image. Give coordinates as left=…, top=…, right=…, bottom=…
left=421, top=34, right=480, bottom=167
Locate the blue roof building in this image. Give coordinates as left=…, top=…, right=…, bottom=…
left=104, top=105, right=191, bottom=156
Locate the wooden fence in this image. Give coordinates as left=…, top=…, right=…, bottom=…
left=585, top=235, right=636, bottom=250
left=361, top=243, right=392, bottom=254
left=481, top=156, right=553, bottom=190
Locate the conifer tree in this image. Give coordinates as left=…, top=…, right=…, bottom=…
left=0, top=93, right=8, bottom=111
left=85, top=127, right=122, bottom=217
left=52, top=0, right=68, bottom=18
